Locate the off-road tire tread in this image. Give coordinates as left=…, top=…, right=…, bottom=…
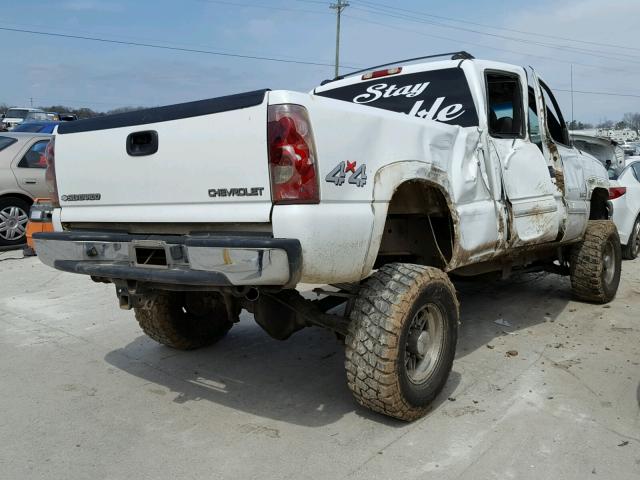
left=569, top=220, right=621, bottom=303
left=345, top=263, right=458, bottom=421
left=135, top=293, right=235, bottom=350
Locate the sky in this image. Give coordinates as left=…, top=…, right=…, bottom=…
left=1, top=0, right=639, bottom=124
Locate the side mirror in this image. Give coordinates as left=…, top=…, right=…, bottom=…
left=1, top=114, right=5, bottom=119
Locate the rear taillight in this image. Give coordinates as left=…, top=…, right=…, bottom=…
left=267, top=104, right=319, bottom=204
left=609, top=186, right=626, bottom=199
left=362, top=67, right=402, bottom=80
left=44, top=138, right=60, bottom=207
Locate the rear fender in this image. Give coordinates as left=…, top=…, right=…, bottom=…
left=362, top=161, right=458, bottom=276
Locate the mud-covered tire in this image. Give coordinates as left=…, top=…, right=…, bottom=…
left=345, top=263, right=459, bottom=421
left=135, top=292, right=239, bottom=350
left=622, top=216, right=640, bottom=260
left=570, top=220, right=621, bottom=303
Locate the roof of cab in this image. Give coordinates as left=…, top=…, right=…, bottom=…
left=314, top=54, right=527, bottom=94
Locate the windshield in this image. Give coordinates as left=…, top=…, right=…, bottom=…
left=5, top=109, right=30, bottom=119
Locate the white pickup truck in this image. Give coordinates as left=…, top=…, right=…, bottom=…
left=35, top=52, right=620, bottom=421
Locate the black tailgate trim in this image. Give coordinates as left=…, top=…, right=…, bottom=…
left=57, top=89, right=269, bottom=134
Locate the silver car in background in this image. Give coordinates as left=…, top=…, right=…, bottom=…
left=0, top=132, right=52, bottom=247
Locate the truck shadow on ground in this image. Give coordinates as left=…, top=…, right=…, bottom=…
left=104, top=272, right=572, bottom=427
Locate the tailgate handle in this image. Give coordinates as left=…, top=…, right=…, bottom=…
left=126, top=130, right=158, bottom=156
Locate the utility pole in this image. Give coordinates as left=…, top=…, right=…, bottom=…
left=330, top=0, right=349, bottom=78
left=570, top=64, right=574, bottom=126
left=30, top=97, right=33, bottom=107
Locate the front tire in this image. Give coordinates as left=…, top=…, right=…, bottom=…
left=622, top=216, right=640, bottom=260
left=135, top=292, right=239, bottom=350
left=345, top=263, right=459, bottom=421
left=570, top=220, right=621, bottom=303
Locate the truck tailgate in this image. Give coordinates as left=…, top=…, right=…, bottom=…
left=54, top=90, right=272, bottom=224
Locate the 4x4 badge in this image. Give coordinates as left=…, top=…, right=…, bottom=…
left=325, top=161, right=367, bottom=187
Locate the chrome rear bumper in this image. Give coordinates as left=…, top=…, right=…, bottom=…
left=33, top=232, right=302, bottom=288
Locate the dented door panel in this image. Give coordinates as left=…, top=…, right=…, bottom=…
left=491, top=139, right=560, bottom=245
left=555, top=143, right=589, bottom=242
left=530, top=69, right=588, bottom=242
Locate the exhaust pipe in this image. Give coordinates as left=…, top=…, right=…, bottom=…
left=245, top=288, right=260, bottom=302
left=229, top=286, right=260, bottom=301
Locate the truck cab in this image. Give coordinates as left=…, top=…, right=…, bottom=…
left=315, top=56, right=609, bottom=270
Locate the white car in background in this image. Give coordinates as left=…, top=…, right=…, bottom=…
left=0, top=132, right=52, bottom=246
left=610, top=160, right=640, bottom=259
left=626, top=155, right=640, bottom=167
left=1, top=108, right=48, bottom=131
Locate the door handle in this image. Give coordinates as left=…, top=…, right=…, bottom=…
left=24, top=179, right=37, bottom=184
left=126, top=130, right=158, bottom=156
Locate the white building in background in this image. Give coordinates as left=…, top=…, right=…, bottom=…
left=596, top=128, right=639, bottom=143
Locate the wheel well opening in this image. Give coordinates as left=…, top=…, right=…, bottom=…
left=375, top=181, right=454, bottom=270
left=589, top=187, right=609, bottom=220
left=0, top=193, right=33, bottom=207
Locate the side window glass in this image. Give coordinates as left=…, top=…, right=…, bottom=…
left=633, top=163, right=640, bottom=182
left=527, top=87, right=542, bottom=150
left=18, top=140, right=49, bottom=169
left=540, top=82, right=570, bottom=145
left=486, top=72, right=524, bottom=138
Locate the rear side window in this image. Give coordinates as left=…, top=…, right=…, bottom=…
left=632, top=163, right=640, bottom=182
left=0, top=136, right=17, bottom=152
left=316, top=68, right=479, bottom=127
left=486, top=72, right=524, bottom=138
left=18, top=140, right=49, bottom=168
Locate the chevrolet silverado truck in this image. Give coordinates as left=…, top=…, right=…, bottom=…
left=34, top=52, right=620, bottom=421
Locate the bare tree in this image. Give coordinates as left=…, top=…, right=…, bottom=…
left=623, top=112, right=640, bottom=131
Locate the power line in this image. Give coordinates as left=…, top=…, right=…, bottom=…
left=352, top=0, right=640, bottom=54
left=342, top=13, right=635, bottom=74
left=347, top=4, right=640, bottom=66
left=0, top=19, right=344, bottom=66
left=0, top=26, right=359, bottom=69
left=554, top=89, right=640, bottom=99
left=2, top=11, right=639, bottom=103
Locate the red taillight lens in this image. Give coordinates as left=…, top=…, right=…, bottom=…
left=267, top=104, right=319, bottom=204
left=609, top=186, right=626, bottom=199
left=44, top=138, right=60, bottom=207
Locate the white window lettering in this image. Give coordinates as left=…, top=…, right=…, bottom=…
left=436, top=103, right=465, bottom=122
left=353, top=83, right=387, bottom=104
left=392, top=85, right=413, bottom=97
left=383, top=85, right=398, bottom=98
left=407, top=82, right=430, bottom=98
left=409, top=97, right=445, bottom=121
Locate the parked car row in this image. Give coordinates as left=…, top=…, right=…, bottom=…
left=610, top=160, right=640, bottom=259
left=0, top=132, right=51, bottom=246
left=570, top=132, right=640, bottom=259
left=1, top=107, right=77, bottom=132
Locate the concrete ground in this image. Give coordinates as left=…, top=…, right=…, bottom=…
left=0, top=250, right=639, bottom=480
